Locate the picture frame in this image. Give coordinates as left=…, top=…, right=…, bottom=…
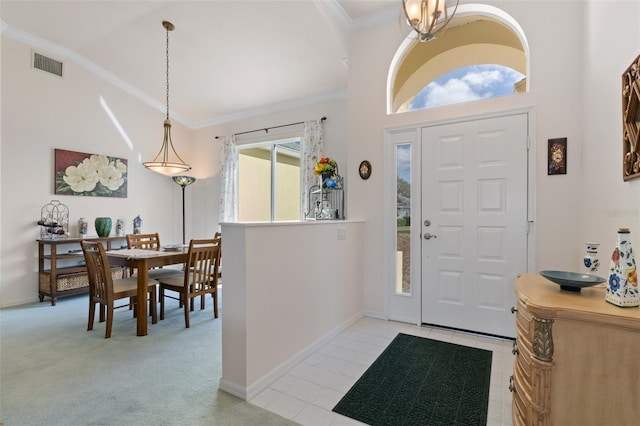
left=547, top=138, right=567, bottom=175
left=54, top=148, right=128, bottom=197
left=359, top=160, right=372, bottom=180
left=622, top=53, right=640, bottom=181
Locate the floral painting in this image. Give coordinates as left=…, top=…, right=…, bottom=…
left=54, top=149, right=127, bottom=197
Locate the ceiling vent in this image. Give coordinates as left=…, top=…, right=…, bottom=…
left=32, top=51, right=63, bottom=77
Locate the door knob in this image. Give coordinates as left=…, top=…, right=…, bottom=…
left=423, top=233, right=437, bottom=240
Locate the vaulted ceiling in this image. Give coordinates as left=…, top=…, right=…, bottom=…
left=1, top=0, right=400, bottom=128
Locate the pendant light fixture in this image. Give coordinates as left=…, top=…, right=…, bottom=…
left=402, top=0, right=459, bottom=42
left=143, top=21, right=191, bottom=176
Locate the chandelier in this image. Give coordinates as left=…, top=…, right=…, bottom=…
left=402, top=0, right=459, bottom=42
left=143, top=21, right=191, bottom=176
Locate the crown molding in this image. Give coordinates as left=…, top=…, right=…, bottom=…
left=1, top=20, right=192, bottom=127
left=350, top=5, right=400, bottom=32
left=191, top=88, right=347, bottom=129
left=319, top=1, right=398, bottom=33
left=319, top=0, right=353, bottom=32
left=2, top=3, right=392, bottom=130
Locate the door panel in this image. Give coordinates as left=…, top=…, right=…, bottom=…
left=421, top=114, right=528, bottom=337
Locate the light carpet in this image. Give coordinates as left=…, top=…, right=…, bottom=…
left=0, top=293, right=297, bottom=426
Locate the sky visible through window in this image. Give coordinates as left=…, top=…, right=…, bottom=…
left=409, top=64, right=524, bottom=110
left=397, top=144, right=411, bottom=182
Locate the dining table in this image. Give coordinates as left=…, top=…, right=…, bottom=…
left=106, top=247, right=188, bottom=336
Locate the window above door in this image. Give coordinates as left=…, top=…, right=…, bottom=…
left=389, top=9, right=529, bottom=113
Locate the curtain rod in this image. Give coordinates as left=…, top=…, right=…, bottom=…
left=215, top=116, right=326, bottom=139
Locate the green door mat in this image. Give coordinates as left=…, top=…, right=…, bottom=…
left=333, top=333, right=492, bottom=426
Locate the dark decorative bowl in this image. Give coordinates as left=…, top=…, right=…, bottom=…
left=539, top=270, right=606, bottom=292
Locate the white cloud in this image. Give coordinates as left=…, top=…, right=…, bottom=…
left=409, top=65, right=524, bottom=110
left=421, top=78, right=488, bottom=108
left=396, top=144, right=411, bottom=181
left=462, top=69, right=503, bottom=88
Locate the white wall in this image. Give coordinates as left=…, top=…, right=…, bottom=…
left=0, top=36, right=194, bottom=306
left=219, top=220, right=364, bottom=399
left=580, top=1, right=640, bottom=259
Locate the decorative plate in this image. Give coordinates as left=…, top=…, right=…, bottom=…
left=359, top=160, right=371, bottom=180
left=539, top=270, right=606, bottom=292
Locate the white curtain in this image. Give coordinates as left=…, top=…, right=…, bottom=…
left=218, top=135, right=238, bottom=224
left=300, top=119, right=324, bottom=218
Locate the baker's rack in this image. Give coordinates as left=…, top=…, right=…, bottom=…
left=305, top=175, right=345, bottom=221
left=39, top=200, right=69, bottom=239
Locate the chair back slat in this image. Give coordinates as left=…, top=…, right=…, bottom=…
left=126, top=233, right=161, bottom=250
left=214, top=232, right=222, bottom=279
left=157, top=237, right=221, bottom=327
left=81, top=241, right=114, bottom=302
left=186, top=238, right=221, bottom=293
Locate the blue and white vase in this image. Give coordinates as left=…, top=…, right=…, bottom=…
left=78, top=217, right=88, bottom=237
left=583, top=242, right=600, bottom=273
left=606, top=228, right=638, bottom=307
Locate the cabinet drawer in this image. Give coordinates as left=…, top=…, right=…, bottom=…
left=514, top=352, right=532, bottom=400
left=516, top=337, right=533, bottom=370
left=516, top=299, right=533, bottom=338
left=512, top=383, right=530, bottom=426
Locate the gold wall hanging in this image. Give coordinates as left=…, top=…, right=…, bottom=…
left=622, top=53, right=640, bottom=181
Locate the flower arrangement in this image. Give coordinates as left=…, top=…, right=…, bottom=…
left=314, top=157, right=337, bottom=176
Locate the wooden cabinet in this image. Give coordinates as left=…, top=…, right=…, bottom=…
left=512, top=273, right=640, bottom=425
left=38, top=237, right=126, bottom=305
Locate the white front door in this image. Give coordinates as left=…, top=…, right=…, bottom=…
left=420, top=114, right=528, bottom=337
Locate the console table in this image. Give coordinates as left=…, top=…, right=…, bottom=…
left=512, top=273, right=640, bottom=425
left=38, top=236, right=126, bottom=305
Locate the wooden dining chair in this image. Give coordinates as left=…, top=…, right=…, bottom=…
left=214, top=231, right=222, bottom=283
left=81, top=240, right=158, bottom=338
left=125, top=233, right=182, bottom=279
left=157, top=237, right=221, bottom=328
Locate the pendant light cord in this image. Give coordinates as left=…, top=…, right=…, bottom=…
left=166, top=24, right=170, bottom=121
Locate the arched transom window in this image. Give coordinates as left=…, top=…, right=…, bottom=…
left=389, top=5, right=529, bottom=113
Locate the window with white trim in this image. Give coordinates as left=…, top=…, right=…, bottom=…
left=237, top=138, right=301, bottom=222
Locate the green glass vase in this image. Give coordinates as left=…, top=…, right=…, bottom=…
left=94, top=217, right=112, bottom=237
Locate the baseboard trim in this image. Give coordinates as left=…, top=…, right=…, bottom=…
left=221, top=310, right=364, bottom=401
left=218, top=378, right=247, bottom=400
left=363, top=309, right=387, bottom=320
left=0, top=296, right=41, bottom=309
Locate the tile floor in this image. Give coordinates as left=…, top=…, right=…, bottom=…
left=249, top=317, right=515, bottom=426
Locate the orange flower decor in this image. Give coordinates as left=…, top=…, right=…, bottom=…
left=627, top=268, right=638, bottom=287
left=314, top=157, right=338, bottom=176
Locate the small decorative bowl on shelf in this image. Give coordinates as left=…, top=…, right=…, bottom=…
left=539, top=270, right=606, bottom=292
